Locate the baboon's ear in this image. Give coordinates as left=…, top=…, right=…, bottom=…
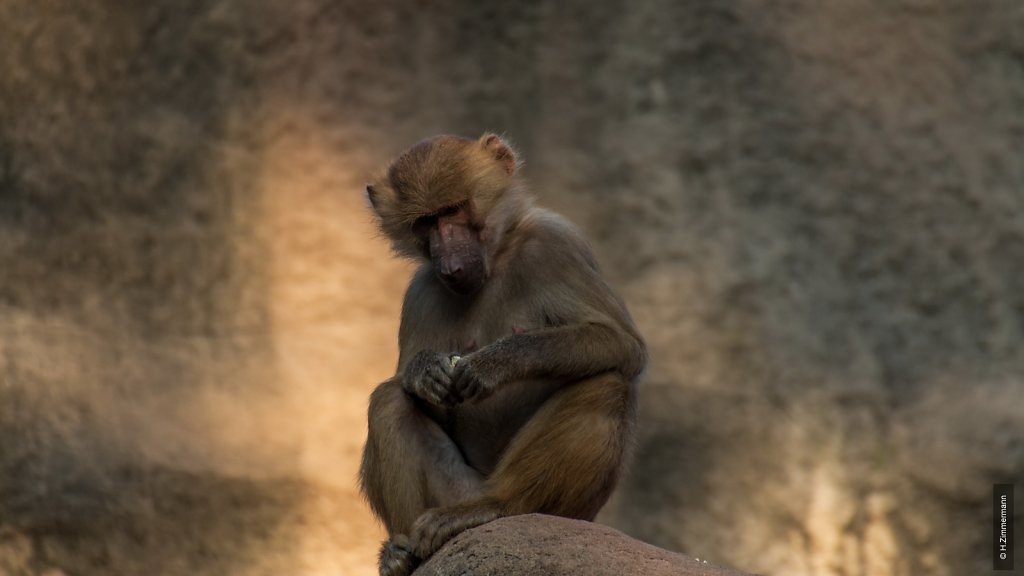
left=480, top=133, right=518, bottom=175
left=366, top=184, right=381, bottom=211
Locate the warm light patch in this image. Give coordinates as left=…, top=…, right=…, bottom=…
left=247, top=112, right=410, bottom=573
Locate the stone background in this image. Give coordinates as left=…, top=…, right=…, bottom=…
left=1, top=2, right=1022, bottom=575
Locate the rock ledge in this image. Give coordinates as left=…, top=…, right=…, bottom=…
left=416, top=514, right=756, bottom=576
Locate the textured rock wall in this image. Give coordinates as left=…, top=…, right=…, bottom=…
left=1, top=2, right=1022, bottom=575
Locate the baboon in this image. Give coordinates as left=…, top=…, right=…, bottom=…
left=359, top=133, right=646, bottom=576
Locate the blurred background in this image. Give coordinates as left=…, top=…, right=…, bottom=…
left=1, top=1, right=1022, bottom=575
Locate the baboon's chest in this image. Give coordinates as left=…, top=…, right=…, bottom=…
left=426, top=278, right=557, bottom=474
left=455, top=281, right=542, bottom=352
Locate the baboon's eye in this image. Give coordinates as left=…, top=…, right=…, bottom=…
left=437, top=204, right=461, bottom=218
left=412, top=215, right=435, bottom=238
left=412, top=204, right=462, bottom=238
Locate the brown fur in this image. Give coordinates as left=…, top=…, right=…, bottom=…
left=360, top=134, right=646, bottom=576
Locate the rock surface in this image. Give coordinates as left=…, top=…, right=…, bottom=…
left=417, top=515, right=754, bottom=576
left=1, top=1, right=1022, bottom=576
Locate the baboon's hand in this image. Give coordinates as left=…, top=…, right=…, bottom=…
left=403, top=350, right=461, bottom=406
left=451, top=353, right=499, bottom=404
